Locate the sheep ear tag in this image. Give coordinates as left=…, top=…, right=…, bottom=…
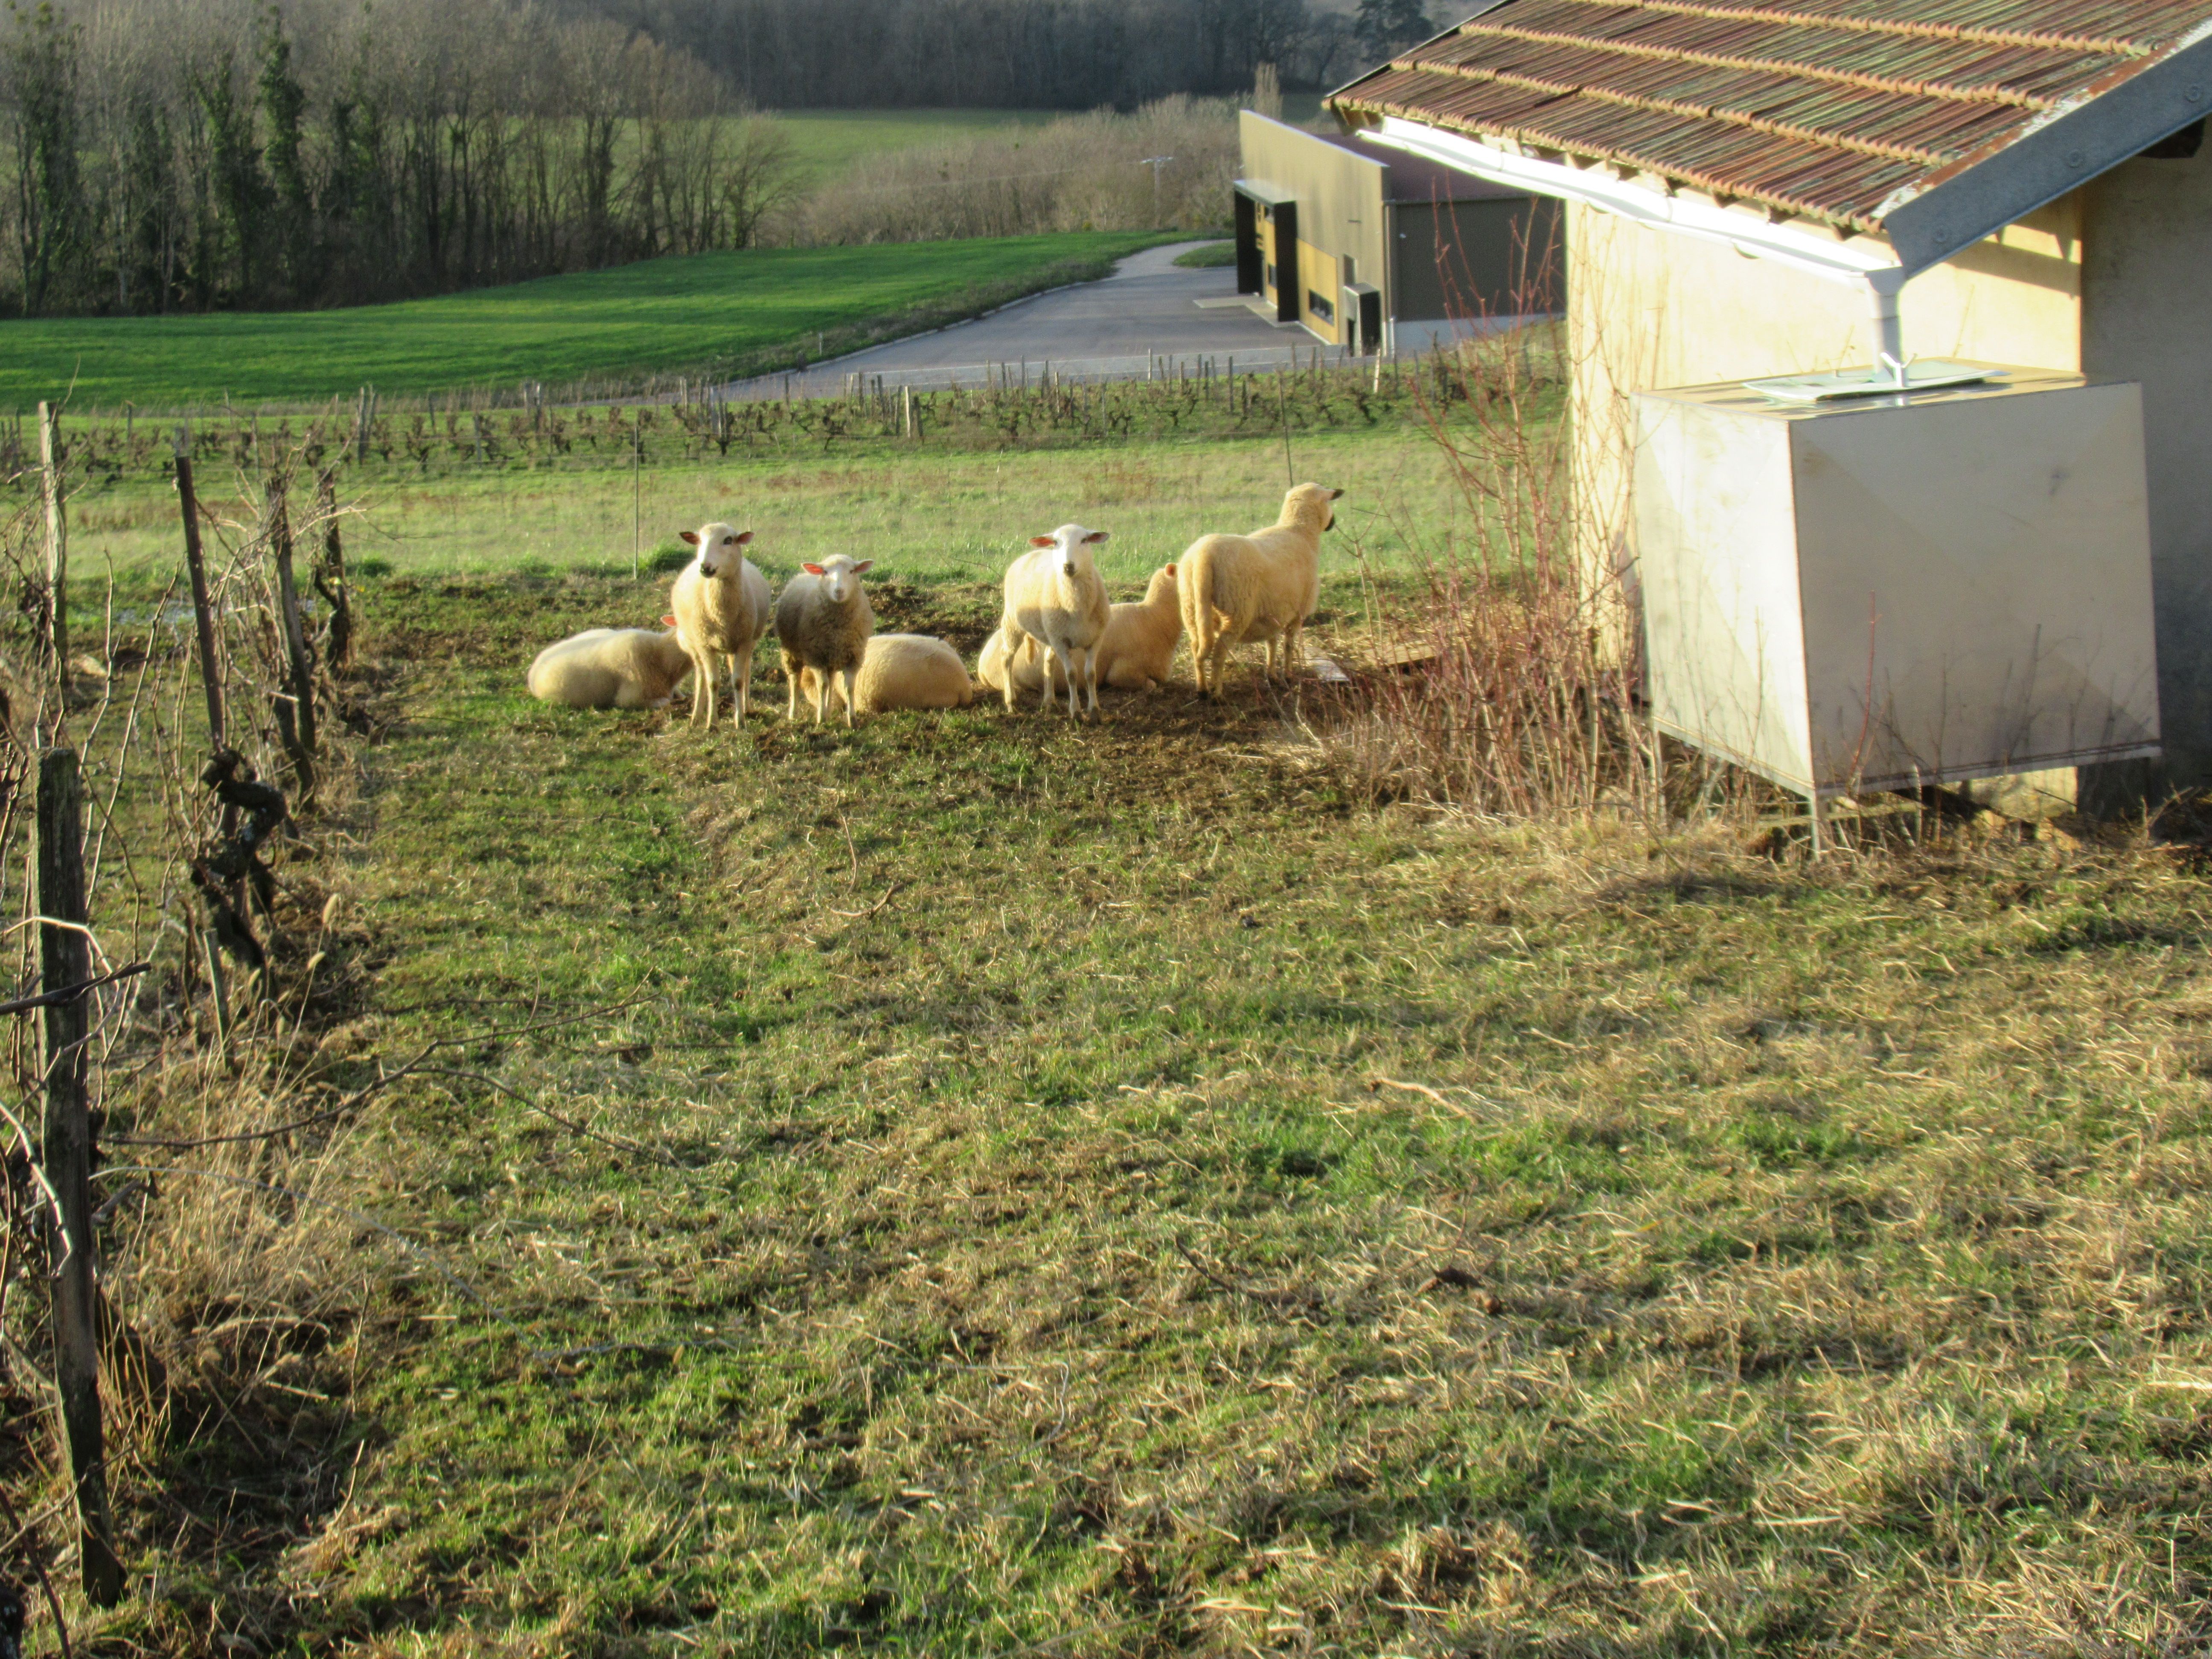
left=802, top=562, right=826, bottom=576
left=680, top=530, right=700, bottom=545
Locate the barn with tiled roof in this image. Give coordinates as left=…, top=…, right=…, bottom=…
left=1330, top=1, right=2212, bottom=786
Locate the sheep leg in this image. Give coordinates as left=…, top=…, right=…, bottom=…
left=733, top=641, right=752, bottom=722
left=812, top=666, right=832, bottom=725
left=690, top=649, right=715, bottom=729
left=1079, top=647, right=1100, bottom=719
left=839, top=666, right=859, bottom=728
left=1281, top=621, right=1304, bottom=683
left=1048, top=643, right=1077, bottom=716
left=785, top=661, right=802, bottom=720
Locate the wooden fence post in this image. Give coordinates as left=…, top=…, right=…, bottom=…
left=39, top=402, right=67, bottom=682
left=313, top=468, right=352, bottom=672
left=37, top=749, right=125, bottom=1607
left=263, top=470, right=318, bottom=800
left=174, top=431, right=224, bottom=751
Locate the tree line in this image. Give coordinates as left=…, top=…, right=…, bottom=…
left=3, top=0, right=797, bottom=316
left=3, top=0, right=1438, bottom=318
left=556, top=0, right=1376, bottom=110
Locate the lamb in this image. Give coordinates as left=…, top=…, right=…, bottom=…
left=979, top=562, right=1183, bottom=696
left=1001, top=523, right=1111, bottom=717
left=803, top=633, right=974, bottom=716
left=774, top=553, right=875, bottom=725
left=1179, top=482, right=1343, bottom=697
left=668, top=521, right=773, bottom=729
left=526, top=628, right=692, bottom=710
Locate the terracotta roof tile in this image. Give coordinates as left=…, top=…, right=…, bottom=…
left=1330, top=0, right=2212, bottom=230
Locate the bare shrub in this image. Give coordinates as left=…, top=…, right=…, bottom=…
left=1321, top=230, right=1662, bottom=821
left=778, top=97, right=1238, bottom=246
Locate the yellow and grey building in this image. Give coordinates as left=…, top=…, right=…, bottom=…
left=1234, top=111, right=1561, bottom=354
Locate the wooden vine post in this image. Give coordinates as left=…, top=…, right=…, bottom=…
left=313, top=468, right=352, bottom=672
left=263, top=468, right=319, bottom=800
left=174, top=431, right=224, bottom=749
left=175, top=429, right=236, bottom=1043
left=38, top=401, right=67, bottom=684
left=37, top=748, right=125, bottom=1607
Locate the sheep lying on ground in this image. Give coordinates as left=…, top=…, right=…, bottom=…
left=527, top=628, right=692, bottom=710
left=774, top=553, right=875, bottom=725
left=1001, top=523, right=1110, bottom=717
left=803, top=633, right=974, bottom=716
left=669, top=521, right=773, bottom=729
left=979, top=562, right=1182, bottom=696
left=975, top=621, right=1038, bottom=698
left=1179, top=483, right=1342, bottom=697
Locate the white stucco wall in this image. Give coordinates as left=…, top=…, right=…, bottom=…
left=2081, top=140, right=2212, bottom=787
left=1571, top=198, right=2087, bottom=598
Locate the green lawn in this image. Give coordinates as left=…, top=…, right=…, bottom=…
left=79, top=554, right=2212, bottom=1656
left=0, top=232, right=1169, bottom=412
left=771, top=109, right=1066, bottom=186
left=42, top=400, right=2212, bottom=1656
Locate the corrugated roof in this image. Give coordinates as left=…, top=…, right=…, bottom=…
left=1330, top=1, right=2212, bottom=232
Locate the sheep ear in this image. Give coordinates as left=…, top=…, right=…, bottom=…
left=802, top=562, right=826, bottom=576
left=1083, top=530, right=1109, bottom=544
left=1330, top=488, right=1345, bottom=500
left=1164, top=563, right=1176, bottom=574
left=850, top=560, right=874, bottom=575
left=1029, top=535, right=1056, bottom=547
left=661, top=613, right=678, bottom=627
left=680, top=530, right=699, bottom=545
left=727, top=531, right=753, bottom=546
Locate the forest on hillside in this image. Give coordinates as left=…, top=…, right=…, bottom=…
left=0, top=0, right=1424, bottom=318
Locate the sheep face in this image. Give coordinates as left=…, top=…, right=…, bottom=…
left=800, top=554, right=873, bottom=602
left=1028, top=524, right=1109, bottom=580
left=680, top=522, right=754, bottom=579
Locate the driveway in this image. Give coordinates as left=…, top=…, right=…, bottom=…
left=728, top=241, right=1322, bottom=399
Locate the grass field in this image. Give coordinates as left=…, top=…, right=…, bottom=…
left=61, top=418, right=1469, bottom=591
left=0, top=232, right=1171, bottom=412
left=32, top=407, right=2212, bottom=1656
left=771, top=109, right=1067, bottom=186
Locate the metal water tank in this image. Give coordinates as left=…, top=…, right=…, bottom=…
left=1631, top=366, right=2161, bottom=813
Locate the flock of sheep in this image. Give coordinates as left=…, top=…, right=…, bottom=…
left=525, top=482, right=1345, bottom=725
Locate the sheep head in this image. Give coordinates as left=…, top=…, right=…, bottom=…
left=1283, top=483, right=1345, bottom=533
left=800, top=554, right=873, bottom=602
left=680, top=522, right=754, bottom=578
left=1028, top=524, right=1109, bottom=581
left=1144, top=563, right=1179, bottom=606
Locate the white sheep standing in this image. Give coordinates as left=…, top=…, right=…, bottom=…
left=1001, top=523, right=1110, bottom=717
left=668, top=521, right=773, bottom=729
left=979, top=562, right=1182, bottom=696
left=774, top=553, right=876, bottom=726
left=526, top=628, right=692, bottom=710
left=803, top=633, right=974, bottom=716
left=1179, top=483, right=1343, bottom=698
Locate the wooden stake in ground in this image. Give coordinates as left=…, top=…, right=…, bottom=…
left=37, top=748, right=125, bottom=1607
left=632, top=415, right=642, bottom=581
left=39, top=401, right=66, bottom=683
left=263, top=469, right=319, bottom=800
left=313, top=467, right=352, bottom=672
left=174, top=431, right=225, bottom=750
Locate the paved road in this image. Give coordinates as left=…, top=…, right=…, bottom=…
left=728, top=241, right=1324, bottom=400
